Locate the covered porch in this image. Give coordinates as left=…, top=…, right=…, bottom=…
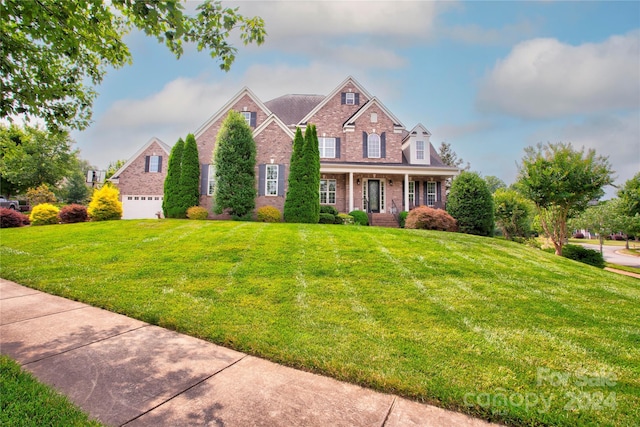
left=319, top=163, right=459, bottom=215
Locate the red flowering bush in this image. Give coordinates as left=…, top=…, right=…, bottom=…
left=0, top=208, right=30, bottom=228
left=58, top=204, right=89, bottom=224
left=405, top=205, right=457, bottom=232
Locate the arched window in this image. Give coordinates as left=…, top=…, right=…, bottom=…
left=368, top=133, right=381, bottom=158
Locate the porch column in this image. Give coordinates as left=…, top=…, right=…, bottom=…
left=348, top=172, right=354, bottom=212
left=404, top=173, right=409, bottom=211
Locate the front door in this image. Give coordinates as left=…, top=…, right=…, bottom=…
left=368, top=179, right=380, bottom=213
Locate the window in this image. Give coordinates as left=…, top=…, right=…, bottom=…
left=345, top=92, right=355, bottom=105
left=426, top=182, right=437, bottom=206
left=241, top=111, right=252, bottom=125
left=146, top=155, right=161, bottom=173
left=319, top=137, right=336, bottom=158
left=408, top=181, right=415, bottom=206
left=266, top=164, right=278, bottom=196
left=416, top=141, right=425, bottom=160
left=367, top=133, right=381, bottom=158
left=370, top=112, right=377, bottom=123
left=208, top=165, right=216, bottom=196
left=320, top=179, right=336, bottom=204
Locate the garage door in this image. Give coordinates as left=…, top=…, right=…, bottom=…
left=122, top=195, right=163, bottom=219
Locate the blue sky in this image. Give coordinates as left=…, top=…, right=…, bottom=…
left=73, top=0, right=640, bottom=197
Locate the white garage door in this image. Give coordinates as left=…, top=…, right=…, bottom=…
left=122, top=195, right=163, bottom=219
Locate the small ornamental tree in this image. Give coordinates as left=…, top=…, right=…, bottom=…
left=447, top=172, right=494, bottom=236
left=26, top=184, right=56, bottom=206
left=163, top=137, right=185, bottom=218
left=493, top=189, right=533, bottom=240
left=88, top=183, right=122, bottom=221
left=178, top=134, right=201, bottom=217
left=213, top=111, right=257, bottom=218
left=516, top=142, right=613, bottom=255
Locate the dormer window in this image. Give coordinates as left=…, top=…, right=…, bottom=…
left=416, top=141, right=425, bottom=160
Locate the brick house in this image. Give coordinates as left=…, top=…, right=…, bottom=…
left=113, top=77, right=459, bottom=222
left=196, top=76, right=458, bottom=223
left=109, top=137, right=170, bottom=219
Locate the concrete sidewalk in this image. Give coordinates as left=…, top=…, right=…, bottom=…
left=1, top=279, right=495, bottom=427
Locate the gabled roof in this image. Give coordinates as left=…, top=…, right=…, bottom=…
left=264, top=94, right=325, bottom=126
left=253, top=113, right=295, bottom=139
left=110, top=137, right=170, bottom=180
left=299, top=76, right=374, bottom=125
left=194, top=87, right=272, bottom=139
left=402, top=123, right=432, bottom=147
left=343, top=97, right=405, bottom=130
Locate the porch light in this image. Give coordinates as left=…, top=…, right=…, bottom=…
left=356, top=179, right=361, bottom=185
left=388, top=179, right=393, bottom=186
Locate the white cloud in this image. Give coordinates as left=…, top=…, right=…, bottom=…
left=442, top=20, right=537, bottom=46
left=477, top=31, right=640, bottom=119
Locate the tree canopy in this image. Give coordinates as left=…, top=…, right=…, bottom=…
left=516, top=142, right=613, bottom=255
left=1, top=0, right=265, bottom=131
left=0, top=124, right=78, bottom=196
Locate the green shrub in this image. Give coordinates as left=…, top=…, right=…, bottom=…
left=349, top=210, right=369, bottom=226
left=26, top=184, right=57, bottom=206
left=562, top=244, right=605, bottom=268
left=0, top=208, right=30, bottom=228
left=336, top=213, right=354, bottom=225
left=186, top=206, right=209, bottom=220
left=58, top=204, right=88, bottom=224
left=88, top=184, right=122, bottom=221
left=399, top=211, right=408, bottom=228
left=447, top=171, right=494, bottom=236
left=405, top=206, right=457, bottom=232
left=30, top=203, right=59, bottom=226
left=320, top=205, right=339, bottom=216
left=256, top=206, right=281, bottom=223
left=318, top=213, right=335, bottom=224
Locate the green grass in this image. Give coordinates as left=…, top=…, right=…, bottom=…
left=1, top=220, right=639, bottom=426
left=569, top=238, right=638, bottom=249
left=605, top=263, right=640, bottom=275
left=0, top=355, right=102, bottom=426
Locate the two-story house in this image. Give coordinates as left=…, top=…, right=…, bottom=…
left=112, top=77, right=459, bottom=222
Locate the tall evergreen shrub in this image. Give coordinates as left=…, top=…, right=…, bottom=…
left=178, top=134, right=201, bottom=215
left=213, top=111, right=257, bottom=218
left=284, top=125, right=320, bottom=223
left=284, top=127, right=305, bottom=222
left=163, top=137, right=184, bottom=218
left=447, top=171, right=494, bottom=236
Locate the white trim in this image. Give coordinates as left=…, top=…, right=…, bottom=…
left=320, top=163, right=459, bottom=177
left=401, top=123, right=432, bottom=147
left=109, top=137, right=170, bottom=181
left=343, top=97, right=405, bottom=130
left=266, top=164, right=279, bottom=196
left=253, top=113, right=295, bottom=139
left=194, top=87, right=272, bottom=139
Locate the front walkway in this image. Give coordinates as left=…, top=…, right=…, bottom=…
left=1, top=278, right=496, bottom=427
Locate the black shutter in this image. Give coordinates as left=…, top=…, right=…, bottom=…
left=362, top=132, right=368, bottom=158
left=355, top=93, right=360, bottom=105
left=335, top=137, right=340, bottom=158
left=380, top=132, right=386, bottom=158
left=157, top=156, right=162, bottom=173
left=250, top=112, right=257, bottom=128
left=144, top=156, right=150, bottom=172
left=437, top=182, right=442, bottom=204
left=278, top=165, right=285, bottom=196
left=200, top=164, right=209, bottom=195
left=415, top=181, right=420, bottom=206
left=258, top=164, right=266, bottom=196
left=341, top=93, right=346, bottom=105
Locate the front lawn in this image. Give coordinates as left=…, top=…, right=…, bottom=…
left=1, top=220, right=638, bottom=426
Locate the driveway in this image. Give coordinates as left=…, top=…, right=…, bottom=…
left=578, top=243, right=640, bottom=268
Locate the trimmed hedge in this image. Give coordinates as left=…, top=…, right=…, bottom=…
left=349, top=210, right=369, bottom=226
left=58, top=204, right=88, bottom=224
left=405, top=206, right=457, bottom=232
left=186, top=206, right=209, bottom=220
left=320, top=205, right=339, bottom=216
left=30, top=203, right=59, bottom=226
left=337, top=213, right=354, bottom=225
left=256, top=206, right=281, bottom=223
left=562, top=244, right=605, bottom=268
left=319, top=213, right=335, bottom=224
left=0, top=208, right=30, bottom=228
